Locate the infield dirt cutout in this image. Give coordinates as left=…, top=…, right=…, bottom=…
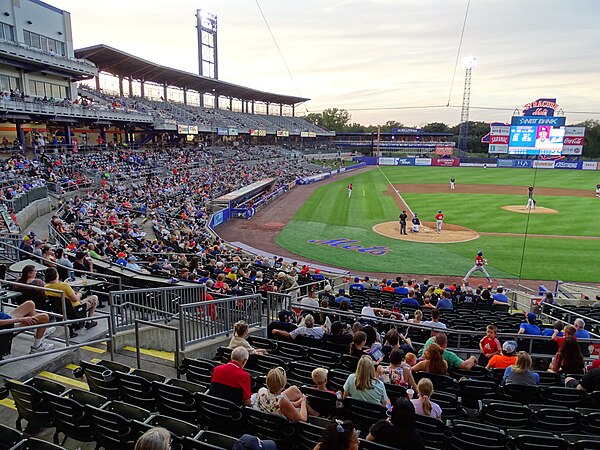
left=373, top=221, right=479, bottom=243
left=501, top=205, right=558, bottom=214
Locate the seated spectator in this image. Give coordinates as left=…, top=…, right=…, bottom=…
left=420, top=308, right=446, bottom=329
left=311, top=368, right=336, bottom=394
left=348, top=331, right=367, bottom=357
left=44, top=267, right=98, bottom=329
left=409, top=310, right=423, bottom=324
left=411, top=377, right=442, bottom=420
left=134, top=427, right=170, bottom=450
left=0, top=300, right=55, bottom=354
left=518, top=312, right=541, bottom=335
left=13, top=265, right=48, bottom=311
left=502, top=351, right=539, bottom=386
left=479, top=324, right=501, bottom=366
left=268, top=310, right=297, bottom=336
left=478, top=289, right=493, bottom=305
left=313, top=419, right=358, bottom=450
left=400, top=290, right=420, bottom=308
left=422, top=296, right=436, bottom=309
left=366, top=398, right=425, bottom=450
left=323, top=321, right=352, bottom=347
left=209, top=346, right=252, bottom=405
left=73, top=250, right=92, bottom=273
left=299, top=290, right=320, bottom=310
left=411, top=343, right=448, bottom=376
left=492, top=287, right=508, bottom=305
left=55, top=248, right=73, bottom=280
left=234, top=435, right=278, bottom=450
left=574, top=318, right=591, bottom=339
left=349, top=277, right=364, bottom=292
left=486, top=341, right=518, bottom=370
left=228, top=320, right=267, bottom=355
left=565, top=365, right=600, bottom=392
left=253, top=366, right=313, bottom=421
left=272, top=314, right=325, bottom=340
left=552, top=324, right=576, bottom=347
left=115, top=252, right=128, bottom=267
left=436, top=291, right=453, bottom=310
left=548, top=336, right=584, bottom=375
left=434, top=333, right=477, bottom=370
left=343, top=355, right=389, bottom=406
left=541, top=320, right=564, bottom=337
left=334, top=289, right=352, bottom=308
left=380, top=349, right=417, bottom=390
left=319, top=285, right=335, bottom=306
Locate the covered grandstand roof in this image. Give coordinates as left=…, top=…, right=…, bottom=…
left=74, top=45, right=309, bottom=106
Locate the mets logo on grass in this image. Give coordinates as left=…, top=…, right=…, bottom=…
left=308, top=238, right=389, bottom=256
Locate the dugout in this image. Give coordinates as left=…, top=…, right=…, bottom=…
left=211, top=178, right=276, bottom=214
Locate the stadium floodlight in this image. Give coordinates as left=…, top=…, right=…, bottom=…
left=463, top=56, right=477, bottom=70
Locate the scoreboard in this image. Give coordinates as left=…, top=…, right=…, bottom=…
left=508, top=116, right=566, bottom=156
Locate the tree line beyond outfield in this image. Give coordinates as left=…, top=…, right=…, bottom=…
left=304, top=108, right=600, bottom=158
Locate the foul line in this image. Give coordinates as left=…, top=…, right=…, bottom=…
left=377, top=166, right=414, bottom=216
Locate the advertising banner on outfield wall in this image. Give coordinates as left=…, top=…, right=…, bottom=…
left=533, top=160, right=556, bottom=169
left=378, top=157, right=396, bottom=165
left=396, top=158, right=415, bottom=166
left=496, top=159, right=533, bottom=168
left=562, top=146, right=583, bottom=155
left=460, top=163, right=497, bottom=167
left=415, top=158, right=432, bottom=166
left=554, top=161, right=582, bottom=170
left=489, top=144, right=509, bottom=154
left=431, top=158, right=460, bottom=167
left=582, top=162, right=598, bottom=170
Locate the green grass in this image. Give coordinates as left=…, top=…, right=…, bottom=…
left=275, top=166, right=600, bottom=282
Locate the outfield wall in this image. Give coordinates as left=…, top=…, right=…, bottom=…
left=367, top=157, right=600, bottom=170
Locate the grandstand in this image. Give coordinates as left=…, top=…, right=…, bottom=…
left=1, top=1, right=600, bottom=449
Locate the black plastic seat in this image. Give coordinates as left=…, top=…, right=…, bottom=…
left=0, top=423, right=23, bottom=450
left=447, top=420, right=506, bottom=450
left=480, top=399, right=530, bottom=429
left=153, top=381, right=200, bottom=424
left=63, top=388, right=107, bottom=407
left=300, top=386, right=338, bottom=418
left=340, top=354, right=360, bottom=372
left=247, top=354, right=290, bottom=375
left=247, top=336, right=279, bottom=352
left=288, top=361, right=322, bottom=387
left=306, top=348, right=341, bottom=367
left=84, top=404, right=141, bottom=450
left=577, top=408, right=600, bottom=435
left=414, top=413, right=448, bottom=448
left=535, top=371, right=562, bottom=386
left=506, top=429, right=568, bottom=450
left=101, top=400, right=151, bottom=422
left=449, top=365, right=489, bottom=381
left=114, top=371, right=157, bottom=411
left=540, top=386, right=588, bottom=408
left=342, top=398, right=386, bottom=437
left=326, top=369, right=353, bottom=392
left=182, top=358, right=218, bottom=385
left=294, top=422, right=324, bottom=450
left=42, top=390, right=98, bottom=446
left=431, top=390, right=459, bottom=422
left=134, top=414, right=199, bottom=449
left=413, top=372, right=457, bottom=392
left=243, top=407, right=296, bottom=441
left=496, top=384, right=541, bottom=405
left=9, top=438, right=65, bottom=450
left=457, top=379, right=497, bottom=410
left=274, top=341, right=309, bottom=360
left=6, top=378, right=65, bottom=432
left=196, top=393, right=244, bottom=435
left=562, top=434, right=600, bottom=450
left=194, top=430, right=238, bottom=450
left=529, top=404, right=580, bottom=434
left=77, top=360, right=120, bottom=400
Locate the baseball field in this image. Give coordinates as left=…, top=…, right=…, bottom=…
left=274, top=166, right=600, bottom=283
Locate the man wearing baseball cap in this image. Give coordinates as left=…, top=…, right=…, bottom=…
left=233, top=434, right=277, bottom=450
left=518, top=312, right=541, bottom=335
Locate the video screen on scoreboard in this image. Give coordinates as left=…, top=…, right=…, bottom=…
left=508, top=124, right=565, bottom=156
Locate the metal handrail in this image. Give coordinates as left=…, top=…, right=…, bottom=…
left=134, top=319, right=180, bottom=378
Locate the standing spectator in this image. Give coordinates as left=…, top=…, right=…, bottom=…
left=366, top=398, right=425, bottom=450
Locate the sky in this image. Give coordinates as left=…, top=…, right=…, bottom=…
left=52, top=0, right=600, bottom=127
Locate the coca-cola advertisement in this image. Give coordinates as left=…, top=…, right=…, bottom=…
left=563, top=136, right=584, bottom=146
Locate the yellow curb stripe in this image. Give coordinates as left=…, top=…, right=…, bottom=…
left=38, top=371, right=89, bottom=390
left=123, top=346, right=174, bottom=362
left=81, top=345, right=106, bottom=354
left=0, top=398, right=16, bottom=410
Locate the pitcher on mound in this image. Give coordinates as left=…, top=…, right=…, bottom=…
left=463, top=250, right=492, bottom=283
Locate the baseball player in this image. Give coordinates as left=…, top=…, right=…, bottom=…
left=450, top=177, right=455, bottom=190
left=463, top=250, right=492, bottom=284
left=435, top=210, right=444, bottom=234
left=348, top=183, right=353, bottom=198
left=528, top=186, right=534, bottom=199
left=596, top=183, right=600, bottom=197
left=399, top=210, right=408, bottom=235
left=526, top=197, right=536, bottom=210
left=411, top=213, right=420, bottom=233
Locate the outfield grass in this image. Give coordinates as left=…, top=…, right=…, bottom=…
left=275, top=166, right=600, bottom=282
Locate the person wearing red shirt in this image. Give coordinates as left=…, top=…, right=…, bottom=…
left=209, top=346, right=252, bottom=405
left=479, top=324, right=501, bottom=366
left=435, top=210, right=444, bottom=234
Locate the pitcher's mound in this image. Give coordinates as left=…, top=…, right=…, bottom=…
left=502, top=205, right=558, bottom=214
left=373, top=221, right=479, bottom=243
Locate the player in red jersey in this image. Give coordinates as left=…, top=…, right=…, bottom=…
left=435, top=210, right=444, bottom=234
left=463, top=250, right=492, bottom=284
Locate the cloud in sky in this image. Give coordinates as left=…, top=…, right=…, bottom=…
left=53, top=0, right=600, bottom=126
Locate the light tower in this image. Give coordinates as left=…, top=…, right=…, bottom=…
left=458, top=56, right=477, bottom=155
left=196, top=9, right=219, bottom=79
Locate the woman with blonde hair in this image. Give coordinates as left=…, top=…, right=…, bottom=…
left=343, top=355, right=389, bottom=406
left=228, top=320, right=267, bottom=355
left=253, top=366, right=314, bottom=421
left=502, top=351, right=540, bottom=386
left=409, top=310, right=423, bottom=324
left=411, top=344, right=448, bottom=375
left=411, top=378, right=442, bottom=419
